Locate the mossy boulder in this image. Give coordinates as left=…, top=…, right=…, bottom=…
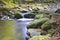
left=41, top=20, right=53, bottom=31
left=35, top=14, right=44, bottom=19
left=29, top=35, right=51, bottom=40
left=35, top=14, right=49, bottom=19
left=32, top=8, right=39, bottom=14
left=14, top=14, right=22, bottom=19
left=27, top=18, right=49, bottom=28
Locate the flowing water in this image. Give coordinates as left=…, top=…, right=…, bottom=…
left=15, top=13, right=34, bottom=40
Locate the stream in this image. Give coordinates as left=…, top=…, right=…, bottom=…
left=15, top=12, right=34, bottom=40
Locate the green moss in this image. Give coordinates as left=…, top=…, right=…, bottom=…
left=35, top=14, right=44, bottom=19
left=29, top=35, right=51, bottom=40
left=14, top=14, right=22, bottom=19
left=27, top=18, right=49, bottom=28
left=2, top=0, right=19, bottom=8
left=32, top=8, right=39, bottom=14
left=35, top=14, right=49, bottom=19
left=41, top=20, right=53, bottom=31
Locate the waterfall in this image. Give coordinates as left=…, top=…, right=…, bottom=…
left=21, top=12, right=30, bottom=18
left=15, top=12, right=34, bottom=40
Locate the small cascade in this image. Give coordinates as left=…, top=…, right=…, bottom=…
left=21, top=12, right=29, bottom=18
left=15, top=12, right=34, bottom=40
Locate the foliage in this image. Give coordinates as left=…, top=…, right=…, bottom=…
left=29, top=35, right=51, bottom=40
left=47, top=29, right=55, bottom=35
left=0, top=0, right=19, bottom=19
left=0, top=1, right=5, bottom=5
left=2, top=0, right=19, bottom=8
left=27, top=18, right=49, bottom=28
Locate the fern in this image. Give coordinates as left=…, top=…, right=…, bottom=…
left=2, top=0, right=19, bottom=8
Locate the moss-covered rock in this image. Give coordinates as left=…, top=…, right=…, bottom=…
left=41, top=20, right=53, bottom=31
left=35, top=14, right=44, bottom=19
left=35, top=14, right=49, bottom=19
left=31, top=8, right=39, bottom=14
left=27, top=18, right=49, bottom=28
left=29, top=35, right=51, bottom=40
left=14, top=14, right=22, bottom=19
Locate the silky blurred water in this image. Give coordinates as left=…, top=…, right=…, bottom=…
left=15, top=13, right=34, bottom=40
